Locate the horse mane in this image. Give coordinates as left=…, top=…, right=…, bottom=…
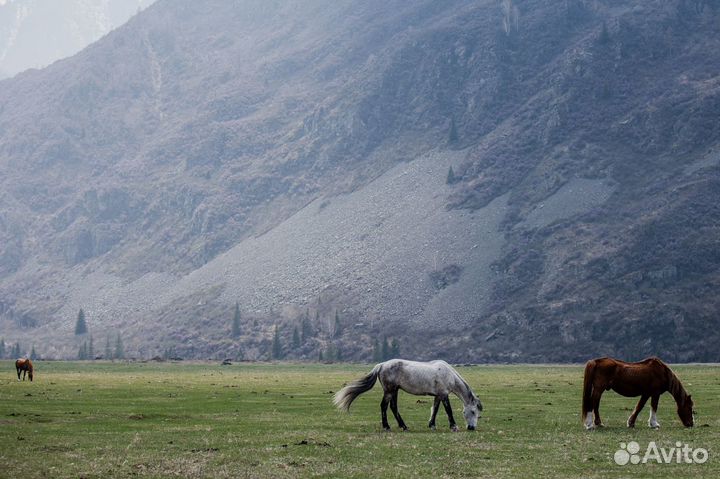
left=449, top=368, right=475, bottom=402
left=665, top=363, right=688, bottom=403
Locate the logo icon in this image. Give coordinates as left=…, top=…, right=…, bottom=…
left=614, top=441, right=641, bottom=465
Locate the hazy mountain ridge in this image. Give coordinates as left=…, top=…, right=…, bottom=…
left=0, top=0, right=155, bottom=79
left=0, top=0, right=718, bottom=361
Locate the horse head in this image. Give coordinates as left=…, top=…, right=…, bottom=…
left=463, top=395, right=482, bottom=430
left=678, top=394, right=694, bottom=427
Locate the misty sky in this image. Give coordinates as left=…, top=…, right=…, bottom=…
left=0, top=0, right=156, bottom=79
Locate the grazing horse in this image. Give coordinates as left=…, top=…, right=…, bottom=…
left=15, top=358, right=34, bottom=382
left=334, top=359, right=482, bottom=431
left=582, top=356, right=694, bottom=430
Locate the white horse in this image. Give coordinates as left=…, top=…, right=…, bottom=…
left=334, top=359, right=482, bottom=431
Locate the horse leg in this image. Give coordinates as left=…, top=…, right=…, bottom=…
left=442, top=397, right=458, bottom=432
left=380, top=392, right=391, bottom=431
left=428, top=396, right=441, bottom=430
left=16, top=367, right=21, bottom=381
left=648, top=395, right=660, bottom=428
left=591, top=389, right=604, bottom=427
left=583, top=384, right=604, bottom=431
left=627, top=395, right=649, bottom=428
left=389, top=389, right=408, bottom=431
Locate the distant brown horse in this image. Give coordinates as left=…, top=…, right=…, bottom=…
left=582, top=357, right=694, bottom=429
left=15, top=358, right=33, bottom=382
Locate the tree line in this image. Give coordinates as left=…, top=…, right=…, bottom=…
left=230, top=302, right=401, bottom=362
left=2, top=304, right=402, bottom=362
left=0, top=338, right=35, bottom=359
left=75, top=308, right=125, bottom=360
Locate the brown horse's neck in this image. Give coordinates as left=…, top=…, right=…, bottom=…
left=667, top=368, right=688, bottom=405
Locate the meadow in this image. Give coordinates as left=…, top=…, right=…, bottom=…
left=0, top=361, right=718, bottom=478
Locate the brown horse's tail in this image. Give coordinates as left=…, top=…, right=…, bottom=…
left=581, top=359, right=596, bottom=419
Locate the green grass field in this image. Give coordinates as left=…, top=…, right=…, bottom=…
left=0, top=361, right=717, bottom=478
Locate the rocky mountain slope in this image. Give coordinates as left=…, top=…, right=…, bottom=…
left=0, top=0, right=718, bottom=362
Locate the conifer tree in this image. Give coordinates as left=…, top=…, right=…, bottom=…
left=372, top=339, right=382, bottom=362
left=381, top=337, right=390, bottom=361
left=164, top=346, right=176, bottom=360
left=12, top=342, right=20, bottom=358
left=105, top=336, right=112, bottom=360
left=0, top=338, right=5, bottom=359
left=74, top=308, right=88, bottom=335
left=231, top=302, right=241, bottom=338
left=292, top=326, right=300, bottom=349
left=333, top=310, right=342, bottom=338
left=448, top=117, right=459, bottom=145
left=301, top=316, right=313, bottom=343
left=114, top=334, right=124, bottom=360
left=30, top=345, right=37, bottom=360
left=446, top=166, right=457, bottom=184
left=272, top=325, right=283, bottom=360
left=390, top=338, right=400, bottom=359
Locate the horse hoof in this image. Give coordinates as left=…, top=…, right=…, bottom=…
left=451, top=425, right=459, bottom=432
left=585, top=424, right=595, bottom=431
left=429, top=425, right=436, bottom=431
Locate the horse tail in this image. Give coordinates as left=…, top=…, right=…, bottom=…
left=581, top=359, right=596, bottom=419
left=334, top=363, right=382, bottom=412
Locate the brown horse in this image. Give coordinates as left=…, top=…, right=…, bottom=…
left=582, top=356, right=694, bottom=429
left=15, top=358, right=33, bottom=382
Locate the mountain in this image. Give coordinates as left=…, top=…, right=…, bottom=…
left=0, top=0, right=718, bottom=362
left=0, top=0, right=155, bottom=79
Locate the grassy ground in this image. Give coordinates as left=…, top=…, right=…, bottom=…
left=0, top=361, right=717, bottom=478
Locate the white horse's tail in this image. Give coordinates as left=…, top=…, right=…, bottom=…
left=333, top=363, right=382, bottom=412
